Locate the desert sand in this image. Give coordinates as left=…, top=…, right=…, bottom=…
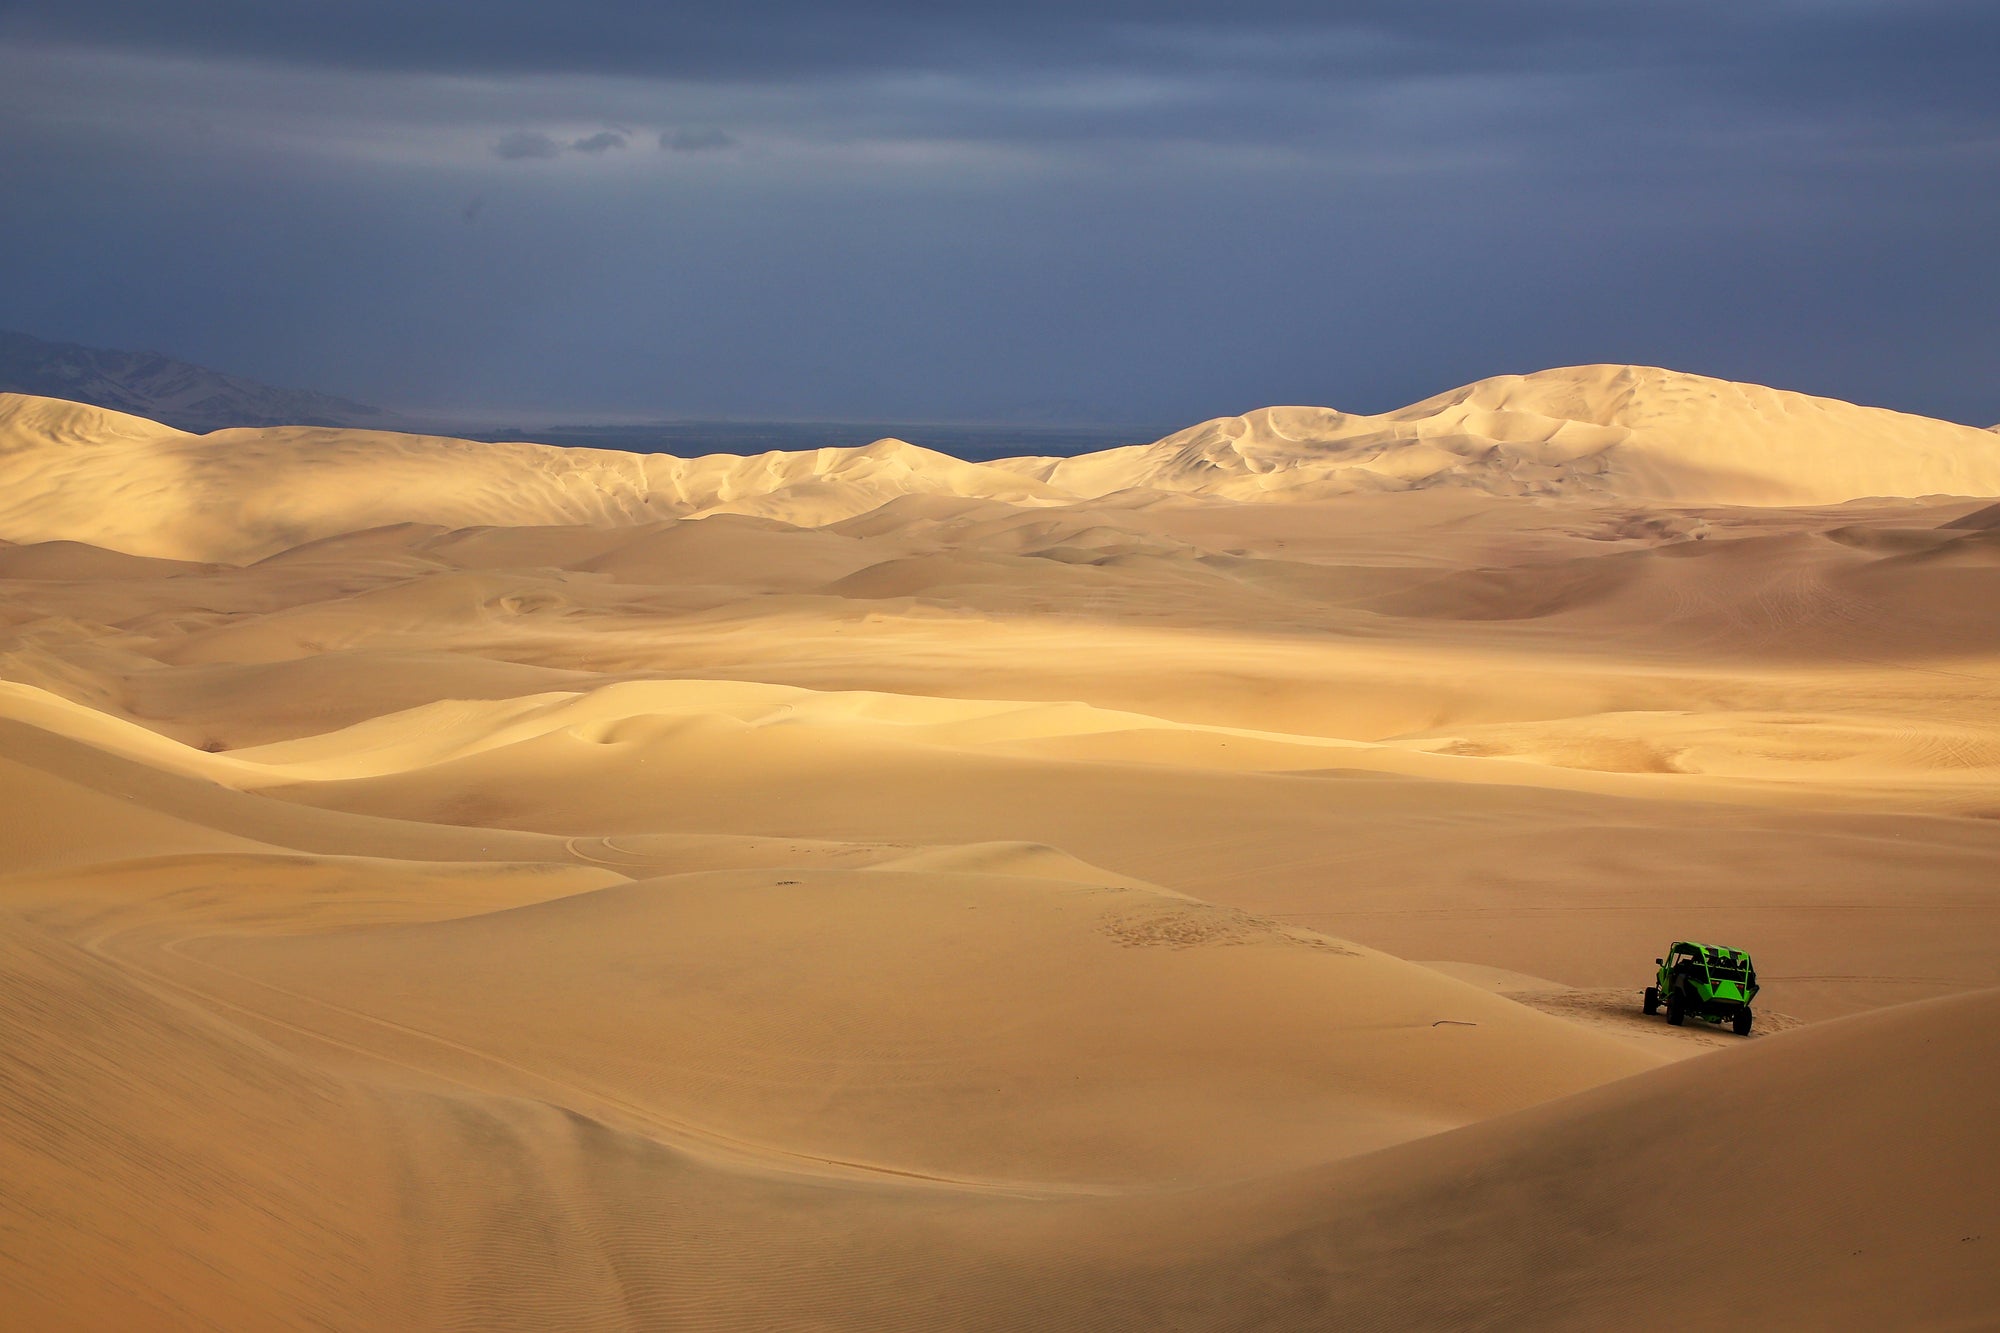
left=2, top=364, right=1997, bottom=1329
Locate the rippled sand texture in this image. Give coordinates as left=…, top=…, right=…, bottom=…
left=3, top=365, right=1998, bottom=1329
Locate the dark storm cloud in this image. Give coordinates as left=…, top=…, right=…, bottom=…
left=5, top=1, right=1584, bottom=78
left=491, top=129, right=627, bottom=162
left=1, top=2, right=1990, bottom=184
left=492, top=130, right=562, bottom=160
left=4, top=1, right=1996, bottom=107
left=569, top=130, right=628, bottom=153
left=0, top=1, right=1993, bottom=425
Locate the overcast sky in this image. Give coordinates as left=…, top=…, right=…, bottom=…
left=0, top=1, right=1994, bottom=425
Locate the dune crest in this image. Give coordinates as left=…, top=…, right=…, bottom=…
left=7, top=364, right=2000, bottom=560
left=0, top=398, right=1063, bottom=561
left=1009, top=364, right=2000, bottom=506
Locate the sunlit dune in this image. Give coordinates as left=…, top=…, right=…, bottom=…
left=3, top=367, right=1997, bottom=1328
left=7, top=363, right=2000, bottom=563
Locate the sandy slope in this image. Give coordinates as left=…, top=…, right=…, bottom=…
left=1090, top=987, right=2000, bottom=1330
left=4, top=367, right=1999, bottom=1328
left=0, top=396, right=1062, bottom=562
left=1008, top=365, right=2000, bottom=507
left=3, top=869, right=1993, bottom=1330
left=7, top=363, right=2000, bottom=561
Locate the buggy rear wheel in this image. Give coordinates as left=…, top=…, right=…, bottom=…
left=1733, top=1008, right=1753, bottom=1036
left=1643, top=986, right=1660, bottom=1015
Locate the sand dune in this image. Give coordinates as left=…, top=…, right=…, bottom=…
left=4, top=367, right=1999, bottom=1327
left=0, top=396, right=1060, bottom=562
left=1091, top=986, right=2000, bottom=1330
left=188, top=867, right=1663, bottom=1187
left=998, top=364, right=2000, bottom=506
left=8, top=364, right=2000, bottom=562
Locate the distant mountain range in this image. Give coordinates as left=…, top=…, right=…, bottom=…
left=0, top=330, right=403, bottom=434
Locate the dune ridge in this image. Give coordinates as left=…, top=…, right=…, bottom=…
left=1000, top=364, right=2000, bottom=506
left=7, top=363, right=2000, bottom=561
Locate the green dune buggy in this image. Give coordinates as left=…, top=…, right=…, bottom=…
left=1644, top=941, right=1759, bottom=1035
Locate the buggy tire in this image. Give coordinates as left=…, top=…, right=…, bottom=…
left=1734, top=1009, right=1753, bottom=1036
left=1666, top=992, right=1685, bottom=1026
left=1643, top=986, right=1660, bottom=1015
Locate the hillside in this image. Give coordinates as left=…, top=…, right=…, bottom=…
left=1006, top=364, right=2000, bottom=505
left=0, top=329, right=401, bottom=433
left=5, top=364, right=2000, bottom=563
left=4, top=365, right=1999, bottom=561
